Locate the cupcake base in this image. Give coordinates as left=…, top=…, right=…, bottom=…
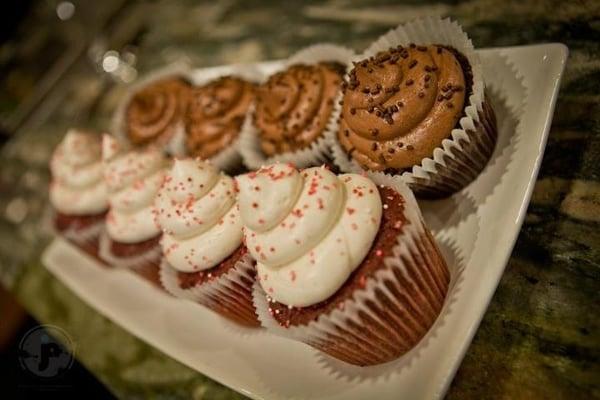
left=253, top=175, right=450, bottom=366
left=160, top=246, right=260, bottom=327
left=98, top=234, right=163, bottom=287
left=54, top=212, right=106, bottom=261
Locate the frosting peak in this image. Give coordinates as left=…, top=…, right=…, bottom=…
left=155, top=158, right=242, bottom=272
left=239, top=164, right=383, bottom=307
left=167, top=158, right=220, bottom=202
left=236, top=163, right=303, bottom=232
left=61, top=129, right=102, bottom=166
left=49, top=129, right=108, bottom=216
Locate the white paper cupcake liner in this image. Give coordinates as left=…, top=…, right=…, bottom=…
left=329, top=17, right=497, bottom=198
left=159, top=250, right=260, bottom=327
left=98, top=231, right=162, bottom=271
left=239, top=44, right=356, bottom=170
left=313, top=234, right=466, bottom=380
left=111, top=61, right=194, bottom=157
left=177, top=64, right=265, bottom=173
left=252, top=171, right=450, bottom=366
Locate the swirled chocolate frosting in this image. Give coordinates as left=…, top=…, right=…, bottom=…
left=255, top=62, right=344, bottom=156
left=126, top=77, right=191, bottom=146
left=184, top=76, right=255, bottom=159
left=338, top=45, right=472, bottom=171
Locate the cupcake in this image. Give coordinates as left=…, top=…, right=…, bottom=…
left=155, top=158, right=259, bottom=327
left=99, top=135, right=168, bottom=285
left=184, top=76, right=255, bottom=171
left=122, top=75, right=192, bottom=152
left=331, top=18, right=497, bottom=198
left=239, top=45, right=354, bottom=169
left=238, top=164, right=449, bottom=366
left=49, top=129, right=109, bottom=258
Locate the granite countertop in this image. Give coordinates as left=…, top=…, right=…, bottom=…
left=0, top=0, right=598, bottom=398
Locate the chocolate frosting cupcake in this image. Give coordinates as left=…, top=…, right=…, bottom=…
left=338, top=45, right=472, bottom=171
left=184, top=76, right=255, bottom=160
left=125, top=77, right=191, bottom=146
left=255, top=62, right=344, bottom=156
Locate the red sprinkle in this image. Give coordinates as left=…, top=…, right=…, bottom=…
left=317, top=198, right=324, bottom=210
left=358, top=276, right=367, bottom=288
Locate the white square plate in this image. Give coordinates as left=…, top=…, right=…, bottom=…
left=43, top=43, right=567, bottom=400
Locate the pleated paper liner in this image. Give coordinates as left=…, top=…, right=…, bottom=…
left=98, top=231, right=163, bottom=287
left=252, top=171, right=450, bottom=366
left=111, top=62, right=193, bottom=158
left=238, top=44, right=356, bottom=170
left=328, top=17, right=498, bottom=198
left=159, top=249, right=260, bottom=328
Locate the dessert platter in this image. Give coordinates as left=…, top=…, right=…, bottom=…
left=42, top=18, right=568, bottom=399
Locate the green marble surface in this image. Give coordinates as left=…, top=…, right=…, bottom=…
left=1, top=0, right=599, bottom=398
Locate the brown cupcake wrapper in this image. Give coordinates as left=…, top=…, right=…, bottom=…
left=329, top=17, right=497, bottom=198
left=238, top=44, right=356, bottom=170
left=159, top=252, right=260, bottom=328
left=404, top=97, right=497, bottom=198
left=253, top=172, right=450, bottom=366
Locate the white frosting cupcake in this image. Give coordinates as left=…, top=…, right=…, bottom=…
left=237, top=164, right=382, bottom=307
left=102, top=135, right=168, bottom=244
left=154, top=158, right=243, bottom=272
left=50, top=129, right=108, bottom=216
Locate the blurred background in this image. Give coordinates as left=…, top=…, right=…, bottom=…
left=0, top=0, right=598, bottom=398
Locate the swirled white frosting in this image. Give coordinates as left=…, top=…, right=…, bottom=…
left=237, top=164, right=382, bottom=307
left=102, top=135, right=167, bottom=243
left=154, top=158, right=242, bottom=272
left=49, top=129, right=108, bottom=216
